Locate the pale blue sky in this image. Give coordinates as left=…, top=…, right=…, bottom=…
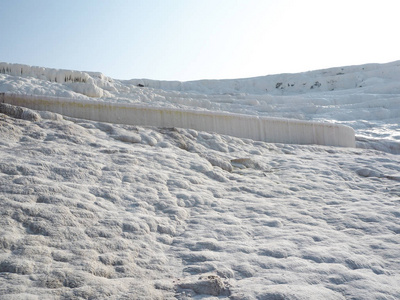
left=1, top=0, right=399, bottom=81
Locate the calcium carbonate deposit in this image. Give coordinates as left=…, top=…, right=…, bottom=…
left=0, top=61, right=399, bottom=299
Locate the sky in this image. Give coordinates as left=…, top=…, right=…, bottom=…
left=1, top=0, right=399, bottom=81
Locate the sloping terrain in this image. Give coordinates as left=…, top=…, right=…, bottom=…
left=1, top=105, right=399, bottom=299
left=1, top=61, right=399, bottom=154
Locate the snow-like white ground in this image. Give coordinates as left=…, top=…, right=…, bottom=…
left=0, top=62, right=399, bottom=299
left=1, top=61, right=399, bottom=152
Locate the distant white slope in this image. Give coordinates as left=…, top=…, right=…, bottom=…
left=126, top=60, right=400, bottom=95
left=2, top=61, right=400, bottom=96
left=1, top=61, right=399, bottom=151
